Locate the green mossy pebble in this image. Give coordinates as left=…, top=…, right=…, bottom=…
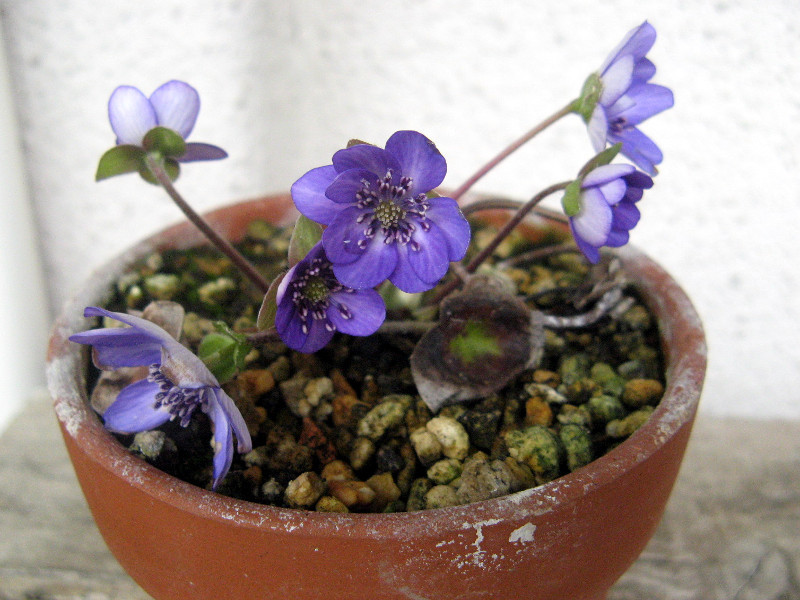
left=504, top=426, right=563, bottom=483
left=407, top=478, right=434, bottom=512
left=559, top=424, right=593, bottom=472
left=143, top=273, right=182, bottom=300
left=607, top=407, right=655, bottom=438
left=587, top=395, right=626, bottom=423
left=427, top=458, right=463, bottom=485
left=357, top=395, right=412, bottom=441
left=425, top=485, right=460, bottom=509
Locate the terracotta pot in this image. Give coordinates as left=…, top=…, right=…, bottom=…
left=47, top=195, right=706, bottom=600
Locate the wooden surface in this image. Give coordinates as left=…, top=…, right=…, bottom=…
left=1, top=392, right=798, bottom=600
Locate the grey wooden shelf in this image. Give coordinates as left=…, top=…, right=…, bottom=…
left=1, top=392, right=798, bottom=600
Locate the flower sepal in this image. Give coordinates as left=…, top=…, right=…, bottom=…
left=578, top=143, right=623, bottom=177
left=573, top=72, right=603, bottom=122
left=256, top=272, right=285, bottom=331
left=287, top=214, right=323, bottom=267
left=95, top=144, right=147, bottom=181
left=142, top=126, right=187, bottom=159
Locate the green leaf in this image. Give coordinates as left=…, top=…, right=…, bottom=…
left=560, top=180, right=583, bottom=217
left=197, top=322, right=252, bottom=384
left=95, top=145, right=146, bottom=181
left=578, top=143, right=623, bottom=177
left=287, top=214, right=323, bottom=267
left=142, top=126, right=186, bottom=158
left=256, top=272, right=286, bottom=330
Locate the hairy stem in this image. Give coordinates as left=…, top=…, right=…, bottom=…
left=450, top=101, right=576, bottom=201
left=464, top=181, right=571, bottom=274
left=430, top=181, right=571, bottom=305
left=144, top=156, right=270, bottom=293
left=378, top=320, right=436, bottom=335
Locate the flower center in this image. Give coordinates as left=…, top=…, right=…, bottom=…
left=355, top=170, right=431, bottom=247
left=374, top=200, right=407, bottom=228
left=148, top=364, right=205, bottom=427
left=609, top=116, right=628, bottom=134
left=304, top=276, right=330, bottom=303
left=289, top=256, right=350, bottom=335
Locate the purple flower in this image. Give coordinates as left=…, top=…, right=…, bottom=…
left=291, top=131, right=471, bottom=293
left=69, top=307, right=251, bottom=489
left=568, top=164, right=653, bottom=263
left=586, top=22, right=674, bottom=175
left=276, top=242, right=386, bottom=353
left=108, top=80, right=227, bottom=162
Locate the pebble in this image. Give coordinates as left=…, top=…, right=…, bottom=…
left=143, top=273, right=181, bottom=301
left=279, top=373, right=313, bottom=417
left=266, top=355, right=292, bottom=383
left=365, top=473, right=401, bottom=511
left=425, top=485, right=460, bottom=509
left=304, top=377, right=334, bottom=407
left=525, top=396, right=553, bottom=427
left=559, top=424, right=593, bottom=472
left=504, top=426, right=563, bottom=483
left=559, top=353, right=591, bottom=386
left=590, top=362, right=627, bottom=397
left=607, top=407, right=655, bottom=438
left=357, top=396, right=411, bottom=441
left=197, top=277, right=237, bottom=306
left=427, top=458, right=463, bottom=485
left=320, top=459, right=356, bottom=482
left=235, top=369, right=275, bottom=400
left=261, top=478, right=284, bottom=504
left=349, top=436, right=376, bottom=470
left=327, top=479, right=376, bottom=510
left=587, top=395, right=627, bottom=423
left=406, top=478, right=434, bottom=512
left=456, top=453, right=514, bottom=504
left=315, top=495, right=349, bottom=513
left=622, top=379, right=665, bottom=408
left=129, top=430, right=176, bottom=461
left=426, top=416, right=470, bottom=460
left=458, top=396, right=503, bottom=451
left=284, top=472, right=326, bottom=509
left=409, top=428, right=443, bottom=465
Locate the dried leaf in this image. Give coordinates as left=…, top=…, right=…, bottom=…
left=410, top=274, right=545, bottom=412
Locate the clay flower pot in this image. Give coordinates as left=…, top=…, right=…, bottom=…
left=47, top=195, right=706, bottom=600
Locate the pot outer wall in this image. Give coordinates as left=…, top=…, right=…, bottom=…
left=47, top=195, right=707, bottom=600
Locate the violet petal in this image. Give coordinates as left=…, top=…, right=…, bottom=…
left=327, top=289, right=386, bottom=336
left=422, top=197, right=471, bottom=262
left=332, top=144, right=401, bottom=179
left=108, top=85, right=157, bottom=146
left=385, top=130, right=447, bottom=196
left=325, top=168, right=378, bottom=203
left=321, top=206, right=371, bottom=264
left=102, top=378, right=171, bottom=433
left=180, top=143, right=228, bottom=162
left=333, top=234, right=398, bottom=290
left=149, top=80, right=200, bottom=139
left=291, top=165, right=342, bottom=225
left=572, top=188, right=613, bottom=246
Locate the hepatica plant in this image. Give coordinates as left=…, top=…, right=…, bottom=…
left=75, top=21, right=673, bottom=487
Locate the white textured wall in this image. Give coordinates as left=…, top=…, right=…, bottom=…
left=2, top=0, right=799, bottom=419
left=0, top=13, right=48, bottom=434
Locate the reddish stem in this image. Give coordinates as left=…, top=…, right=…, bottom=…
left=145, top=156, right=270, bottom=293
left=450, top=102, right=575, bottom=201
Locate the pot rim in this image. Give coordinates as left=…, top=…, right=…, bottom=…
left=46, top=195, right=707, bottom=539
